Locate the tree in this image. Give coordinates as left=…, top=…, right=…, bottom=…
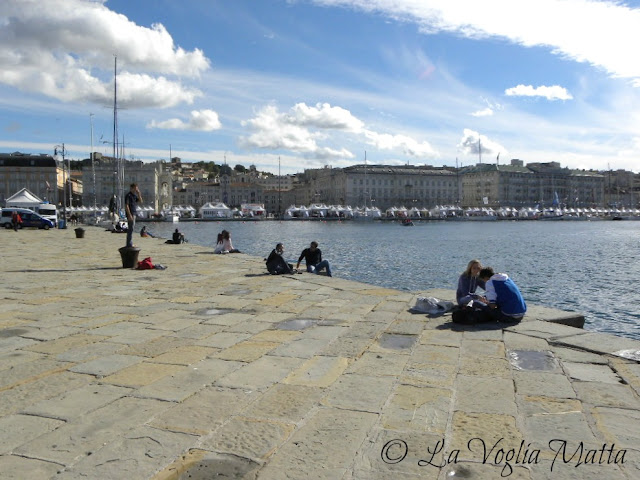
left=234, top=164, right=247, bottom=173
left=219, top=164, right=233, bottom=176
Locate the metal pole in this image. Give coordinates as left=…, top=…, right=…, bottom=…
left=61, top=144, right=67, bottom=228
left=90, top=113, right=96, bottom=208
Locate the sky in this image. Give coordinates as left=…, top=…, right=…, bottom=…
left=1, top=0, right=640, bottom=175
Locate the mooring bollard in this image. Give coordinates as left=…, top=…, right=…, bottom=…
left=118, top=246, right=141, bottom=268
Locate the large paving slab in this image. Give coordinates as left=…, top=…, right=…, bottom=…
left=1, top=227, right=639, bottom=479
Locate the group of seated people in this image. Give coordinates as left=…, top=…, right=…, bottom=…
left=138, top=225, right=186, bottom=244
left=456, top=259, right=527, bottom=323
left=265, top=241, right=332, bottom=277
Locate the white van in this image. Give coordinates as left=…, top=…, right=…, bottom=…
left=1, top=208, right=55, bottom=229
left=35, top=203, right=58, bottom=227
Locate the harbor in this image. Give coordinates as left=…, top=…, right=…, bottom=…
left=1, top=227, right=639, bottom=479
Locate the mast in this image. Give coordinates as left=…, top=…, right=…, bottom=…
left=364, top=151, right=367, bottom=208
left=90, top=113, right=96, bottom=208
left=478, top=138, right=482, bottom=164
left=112, top=55, right=119, bottom=210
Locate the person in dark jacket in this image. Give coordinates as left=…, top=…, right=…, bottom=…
left=266, top=243, right=294, bottom=274
left=296, top=241, right=332, bottom=277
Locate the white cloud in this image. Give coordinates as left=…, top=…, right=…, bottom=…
left=148, top=109, right=222, bottom=131
left=363, top=130, right=438, bottom=157
left=457, top=128, right=507, bottom=158
left=240, top=103, right=360, bottom=159
left=0, top=0, right=209, bottom=107
left=240, top=103, right=437, bottom=160
left=471, top=107, right=494, bottom=117
left=505, top=84, right=573, bottom=101
left=311, top=0, right=640, bottom=85
left=289, top=102, right=364, bottom=131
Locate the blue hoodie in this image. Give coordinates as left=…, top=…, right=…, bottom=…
left=484, top=273, right=526, bottom=317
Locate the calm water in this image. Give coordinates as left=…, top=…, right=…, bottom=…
left=143, top=219, right=640, bottom=340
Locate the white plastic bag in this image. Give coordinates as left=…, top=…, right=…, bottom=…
left=413, top=297, right=454, bottom=315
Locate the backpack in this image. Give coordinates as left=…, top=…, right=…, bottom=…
left=137, top=257, right=154, bottom=270
left=452, top=307, right=493, bottom=325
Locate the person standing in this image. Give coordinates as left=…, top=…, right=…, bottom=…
left=478, top=267, right=526, bottom=322
left=11, top=211, right=22, bottom=231
left=296, top=241, right=332, bottom=277
left=124, top=183, right=142, bottom=248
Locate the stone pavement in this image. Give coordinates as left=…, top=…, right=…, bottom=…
left=1, top=225, right=639, bottom=480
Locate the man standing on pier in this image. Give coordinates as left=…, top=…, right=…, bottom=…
left=124, top=183, right=142, bottom=248
left=296, top=241, right=332, bottom=277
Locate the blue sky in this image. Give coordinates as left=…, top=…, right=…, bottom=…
left=1, top=0, right=640, bottom=174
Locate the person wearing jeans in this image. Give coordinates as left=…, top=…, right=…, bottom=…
left=296, top=241, right=332, bottom=277
left=124, top=183, right=142, bottom=248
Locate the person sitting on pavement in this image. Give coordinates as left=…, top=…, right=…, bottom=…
left=266, top=243, right=294, bottom=274
left=478, top=267, right=527, bottom=323
left=214, top=230, right=240, bottom=253
left=172, top=228, right=185, bottom=244
left=456, top=259, right=489, bottom=309
left=296, top=241, right=332, bottom=277
left=140, top=226, right=155, bottom=238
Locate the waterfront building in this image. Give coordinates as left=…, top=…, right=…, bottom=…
left=0, top=152, right=60, bottom=206
left=461, top=160, right=605, bottom=208
left=84, top=154, right=172, bottom=212
left=172, top=176, right=265, bottom=210
left=295, top=164, right=460, bottom=210
left=602, top=169, right=638, bottom=208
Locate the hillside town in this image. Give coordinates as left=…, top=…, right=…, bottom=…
left=1, top=151, right=638, bottom=221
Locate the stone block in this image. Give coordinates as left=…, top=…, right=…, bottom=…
left=282, top=355, right=349, bottom=388
left=149, top=387, right=258, bottom=435
left=0, top=414, right=64, bottom=454
left=382, top=384, right=451, bottom=434
left=322, top=374, right=395, bottom=413
left=455, top=375, right=516, bottom=415
left=69, top=354, right=145, bottom=377
left=101, top=362, right=184, bottom=388
left=216, top=355, right=302, bottom=391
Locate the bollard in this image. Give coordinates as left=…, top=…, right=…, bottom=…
left=118, top=246, right=141, bottom=269
left=74, top=227, right=85, bottom=238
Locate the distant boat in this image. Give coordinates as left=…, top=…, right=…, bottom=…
left=401, top=218, right=414, bottom=226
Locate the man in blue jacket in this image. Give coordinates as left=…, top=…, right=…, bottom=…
left=478, top=267, right=526, bottom=322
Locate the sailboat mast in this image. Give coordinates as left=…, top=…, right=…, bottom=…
left=112, top=55, right=119, bottom=210
left=364, top=151, right=367, bottom=208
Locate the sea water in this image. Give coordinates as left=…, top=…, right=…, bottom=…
left=142, top=219, right=640, bottom=340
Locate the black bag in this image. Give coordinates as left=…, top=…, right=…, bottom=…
left=452, top=307, right=492, bottom=325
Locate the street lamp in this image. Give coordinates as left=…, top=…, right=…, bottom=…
left=54, top=144, right=68, bottom=229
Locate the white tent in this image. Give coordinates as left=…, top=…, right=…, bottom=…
left=5, top=188, right=43, bottom=208
left=200, top=202, right=232, bottom=219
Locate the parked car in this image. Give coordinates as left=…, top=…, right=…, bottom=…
left=1, top=208, right=55, bottom=230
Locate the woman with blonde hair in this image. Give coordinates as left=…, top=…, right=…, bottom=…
left=456, top=259, right=488, bottom=307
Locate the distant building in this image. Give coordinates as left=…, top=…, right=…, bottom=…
left=83, top=153, right=171, bottom=212
left=295, top=164, right=460, bottom=210
left=0, top=152, right=59, bottom=205
left=462, top=160, right=605, bottom=208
